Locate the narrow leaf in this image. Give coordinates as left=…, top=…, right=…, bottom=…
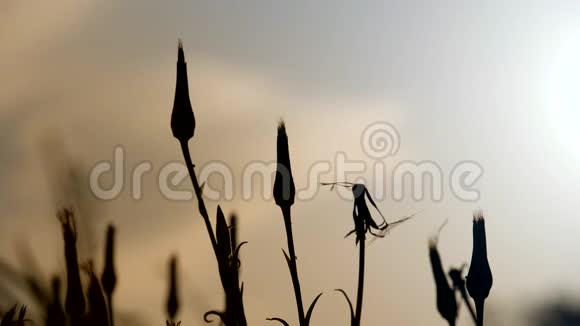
left=335, top=289, right=355, bottom=323
left=282, top=249, right=292, bottom=269
left=304, top=292, right=323, bottom=325
left=266, top=317, right=290, bottom=326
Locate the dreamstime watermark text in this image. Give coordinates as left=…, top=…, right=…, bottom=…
left=89, top=122, right=483, bottom=202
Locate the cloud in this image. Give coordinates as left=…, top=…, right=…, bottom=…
left=0, top=0, right=95, bottom=55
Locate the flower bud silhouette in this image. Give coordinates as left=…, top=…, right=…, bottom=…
left=273, top=121, right=295, bottom=208
left=466, top=211, right=493, bottom=325
left=101, top=225, right=116, bottom=300
left=166, top=255, right=179, bottom=322
left=171, top=40, right=195, bottom=142
left=101, top=224, right=116, bottom=326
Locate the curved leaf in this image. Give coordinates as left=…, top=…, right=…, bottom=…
left=304, top=292, right=323, bottom=325
left=231, top=241, right=248, bottom=262
left=335, top=289, right=355, bottom=323
left=266, top=317, right=290, bottom=326
left=203, top=310, right=227, bottom=324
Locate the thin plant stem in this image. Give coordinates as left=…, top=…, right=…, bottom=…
left=107, top=294, right=114, bottom=326
left=475, top=300, right=484, bottom=326
left=281, top=206, right=306, bottom=326
left=180, top=140, right=247, bottom=326
left=459, top=289, right=477, bottom=324
left=353, top=236, right=365, bottom=326
left=179, top=140, right=218, bottom=253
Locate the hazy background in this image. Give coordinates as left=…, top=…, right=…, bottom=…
left=1, top=1, right=580, bottom=325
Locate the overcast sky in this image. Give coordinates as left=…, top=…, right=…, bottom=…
left=2, top=1, right=580, bottom=325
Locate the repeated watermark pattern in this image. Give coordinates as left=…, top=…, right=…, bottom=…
left=89, top=122, right=483, bottom=202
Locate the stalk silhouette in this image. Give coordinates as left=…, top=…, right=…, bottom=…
left=171, top=40, right=247, bottom=325
left=324, top=183, right=416, bottom=326
left=466, top=211, right=493, bottom=326
left=101, top=225, right=116, bottom=326
left=274, top=121, right=304, bottom=324
left=429, top=238, right=458, bottom=326
left=269, top=121, right=322, bottom=326
left=166, top=255, right=180, bottom=325
left=58, top=208, right=85, bottom=326
left=449, top=267, right=477, bottom=324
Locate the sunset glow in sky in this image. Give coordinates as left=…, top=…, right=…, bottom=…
left=1, top=1, right=580, bottom=325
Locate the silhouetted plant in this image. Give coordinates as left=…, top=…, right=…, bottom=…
left=267, top=121, right=323, bottom=326
left=429, top=235, right=458, bottom=326
left=58, top=208, right=85, bottom=326
left=46, top=277, right=65, bottom=326
left=323, top=182, right=416, bottom=326
left=430, top=212, right=492, bottom=326
left=83, top=261, right=109, bottom=326
left=166, top=255, right=180, bottom=326
left=0, top=305, right=28, bottom=326
left=101, top=224, right=117, bottom=326
left=171, top=41, right=247, bottom=326
left=0, top=40, right=504, bottom=326
left=466, top=211, right=493, bottom=326
left=448, top=266, right=476, bottom=323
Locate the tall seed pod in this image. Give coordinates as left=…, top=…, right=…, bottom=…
left=171, top=40, right=195, bottom=143
left=101, top=224, right=116, bottom=326
left=166, top=255, right=179, bottom=322
left=466, top=211, right=493, bottom=326
left=273, top=121, right=295, bottom=209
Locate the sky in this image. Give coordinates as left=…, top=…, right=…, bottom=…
left=2, top=1, right=580, bottom=325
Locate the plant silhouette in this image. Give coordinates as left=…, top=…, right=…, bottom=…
left=0, top=41, right=505, bottom=326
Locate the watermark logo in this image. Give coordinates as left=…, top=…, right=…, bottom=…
left=89, top=122, right=483, bottom=202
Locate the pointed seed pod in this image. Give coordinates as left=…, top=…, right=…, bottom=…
left=101, top=225, right=117, bottom=300
left=466, top=211, right=493, bottom=303
left=273, top=121, right=295, bottom=208
left=171, top=40, right=195, bottom=142
left=166, top=255, right=179, bottom=321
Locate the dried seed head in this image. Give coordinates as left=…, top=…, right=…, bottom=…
left=101, top=224, right=116, bottom=299
left=166, top=255, right=179, bottom=321
left=171, top=40, right=196, bottom=142
left=273, top=120, right=295, bottom=208
left=429, top=239, right=458, bottom=324
left=466, top=211, right=493, bottom=303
